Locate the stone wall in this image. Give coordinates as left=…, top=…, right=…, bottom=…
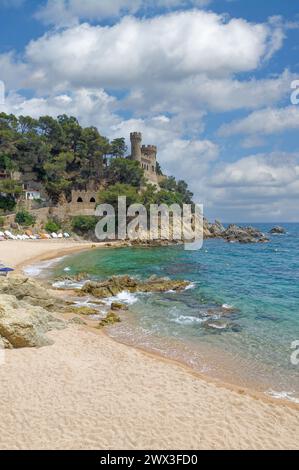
left=2, top=202, right=96, bottom=230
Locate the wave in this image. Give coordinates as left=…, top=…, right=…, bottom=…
left=222, top=303, right=234, bottom=310
left=105, top=290, right=139, bottom=306
left=24, top=256, right=66, bottom=277
left=184, top=283, right=196, bottom=291
left=173, top=315, right=207, bottom=325
left=267, top=390, right=299, bottom=404
left=52, top=279, right=86, bottom=290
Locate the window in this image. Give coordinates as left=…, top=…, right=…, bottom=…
left=77, top=197, right=83, bottom=203
left=90, top=197, right=96, bottom=203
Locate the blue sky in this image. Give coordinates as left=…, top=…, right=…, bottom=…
left=0, top=0, right=299, bottom=222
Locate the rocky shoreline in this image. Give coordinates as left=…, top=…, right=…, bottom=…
left=0, top=274, right=192, bottom=349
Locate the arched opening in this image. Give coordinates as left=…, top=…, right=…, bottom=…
left=77, top=197, right=83, bottom=203
left=90, top=197, right=96, bottom=203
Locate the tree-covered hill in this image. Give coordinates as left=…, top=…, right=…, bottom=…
left=0, top=112, right=194, bottom=214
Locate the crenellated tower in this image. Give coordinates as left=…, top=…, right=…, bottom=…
left=130, top=132, right=159, bottom=186
left=130, top=132, right=142, bottom=162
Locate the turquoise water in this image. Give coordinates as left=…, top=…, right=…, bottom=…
left=50, top=223, right=299, bottom=402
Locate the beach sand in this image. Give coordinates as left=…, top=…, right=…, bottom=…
left=0, top=240, right=298, bottom=450
left=0, top=239, right=98, bottom=270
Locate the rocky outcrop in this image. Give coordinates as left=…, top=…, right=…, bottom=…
left=204, top=221, right=269, bottom=244
left=0, top=294, right=65, bottom=349
left=222, top=225, right=269, bottom=244
left=269, top=226, right=286, bottom=235
left=82, top=275, right=190, bottom=298
left=0, top=276, right=62, bottom=311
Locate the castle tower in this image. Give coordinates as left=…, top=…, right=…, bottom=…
left=130, top=132, right=142, bottom=162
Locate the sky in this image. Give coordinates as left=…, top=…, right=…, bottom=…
left=0, top=0, right=299, bottom=222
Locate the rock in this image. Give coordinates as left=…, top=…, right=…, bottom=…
left=208, top=220, right=225, bottom=236
left=64, top=306, right=98, bottom=316
left=55, top=272, right=88, bottom=283
left=68, top=317, right=87, bottom=325
left=222, top=225, right=269, bottom=244
left=0, top=294, right=65, bottom=349
left=204, top=319, right=230, bottom=331
left=98, top=311, right=121, bottom=328
left=269, top=226, right=286, bottom=235
left=0, top=276, right=62, bottom=311
left=111, top=302, right=128, bottom=311
left=0, top=337, right=12, bottom=349
left=82, top=275, right=190, bottom=298
left=203, top=220, right=269, bottom=243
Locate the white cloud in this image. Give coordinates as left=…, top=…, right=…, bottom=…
left=124, top=71, right=292, bottom=114
left=218, top=106, right=299, bottom=137
left=36, top=0, right=212, bottom=26
left=2, top=88, right=120, bottom=133
left=204, top=152, right=299, bottom=221
left=26, top=10, right=282, bottom=92
left=0, top=53, right=30, bottom=89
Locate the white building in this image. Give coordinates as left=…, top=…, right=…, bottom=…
left=24, top=190, right=41, bottom=201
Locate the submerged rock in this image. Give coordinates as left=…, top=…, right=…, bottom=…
left=82, top=275, right=190, bottom=298
left=55, top=272, right=89, bottom=283
left=98, top=311, right=121, bottom=328
left=204, top=319, right=242, bottom=333
left=0, top=294, right=65, bottom=349
left=68, top=317, right=88, bottom=325
left=64, top=306, right=99, bottom=316
left=269, top=226, right=286, bottom=235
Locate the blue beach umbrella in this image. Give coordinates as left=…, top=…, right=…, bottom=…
left=0, top=267, right=14, bottom=273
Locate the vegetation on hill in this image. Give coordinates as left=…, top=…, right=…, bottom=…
left=0, top=113, right=194, bottom=219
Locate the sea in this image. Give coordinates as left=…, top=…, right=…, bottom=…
left=36, top=223, right=299, bottom=403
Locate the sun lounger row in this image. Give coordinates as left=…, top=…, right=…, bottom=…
left=0, top=230, right=71, bottom=241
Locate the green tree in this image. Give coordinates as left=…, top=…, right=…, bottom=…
left=72, top=215, right=98, bottom=234
left=0, top=179, right=22, bottom=197
left=15, top=210, right=36, bottom=227
left=110, top=138, right=128, bottom=158
left=107, top=158, right=144, bottom=187
left=98, top=183, right=142, bottom=211
left=45, top=218, right=61, bottom=233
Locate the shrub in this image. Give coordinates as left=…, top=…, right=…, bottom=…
left=45, top=219, right=61, bottom=233
left=0, top=195, right=16, bottom=212
left=72, top=216, right=98, bottom=234
left=15, top=210, right=36, bottom=227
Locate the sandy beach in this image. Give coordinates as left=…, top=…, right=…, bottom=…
left=0, top=239, right=298, bottom=450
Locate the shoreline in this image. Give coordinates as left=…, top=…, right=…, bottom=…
left=0, top=239, right=298, bottom=449
left=17, top=241, right=299, bottom=411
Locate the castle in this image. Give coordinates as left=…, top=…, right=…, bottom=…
left=130, top=132, right=159, bottom=186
